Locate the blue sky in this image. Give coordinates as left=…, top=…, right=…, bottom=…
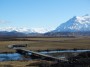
left=0, top=0, right=90, bottom=30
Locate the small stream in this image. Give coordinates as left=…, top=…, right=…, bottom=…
left=0, top=50, right=90, bottom=62
left=39, top=50, right=90, bottom=53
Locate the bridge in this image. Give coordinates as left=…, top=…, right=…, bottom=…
left=14, top=48, right=67, bottom=62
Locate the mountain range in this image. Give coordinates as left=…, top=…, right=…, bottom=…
left=0, top=14, right=90, bottom=37
left=0, top=27, right=49, bottom=33
left=0, top=27, right=49, bottom=37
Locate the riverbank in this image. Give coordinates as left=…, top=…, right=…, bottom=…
left=0, top=60, right=43, bottom=67
left=0, top=37, right=90, bottom=67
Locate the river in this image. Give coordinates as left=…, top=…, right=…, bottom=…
left=0, top=50, right=90, bottom=61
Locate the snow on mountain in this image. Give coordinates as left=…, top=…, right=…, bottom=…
left=54, top=14, right=90, bottom=32
left=31, top=28, right=50, bottom=33
left=0, top=27, right=49, bottom=33
left=1, top=14, right=90, bottom=35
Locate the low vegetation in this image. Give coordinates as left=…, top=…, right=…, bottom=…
left=0, top=37, right=90, bottom=52
left=0, top=36, right=90, bottom=67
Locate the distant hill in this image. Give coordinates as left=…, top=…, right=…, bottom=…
left=0, top=31, right=26, bottom=37
left=0, top=28, right=47, bottom=37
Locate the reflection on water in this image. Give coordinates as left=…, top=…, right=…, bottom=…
left=0, top=53, right=23, bottom=61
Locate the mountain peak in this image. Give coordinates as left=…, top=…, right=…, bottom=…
left=54, top=14, right=90, bottom=32
left=75, top=15, right=90, bottom=24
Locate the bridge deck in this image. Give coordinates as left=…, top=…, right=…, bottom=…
left=15, top=48, right=67, bottom=61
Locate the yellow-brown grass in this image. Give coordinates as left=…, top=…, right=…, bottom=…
left=0, top=37, right=90, bottom=52
left=0, top=37, right=90, bottom=67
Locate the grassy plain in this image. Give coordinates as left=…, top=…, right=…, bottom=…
left=0, top=37, right=90, bottom=52
left=0, top=37, right=90, bottom=67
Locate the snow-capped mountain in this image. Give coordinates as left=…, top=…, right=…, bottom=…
left=1, top=14, right=90, bottom=37
left=54, top=14, right=90, bottom=32
left=0, top=27, right=49, bottom=33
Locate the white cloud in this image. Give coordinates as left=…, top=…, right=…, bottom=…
left=0, top=27, right=51, bottom=33
left=0, top=20, right=10, bottom=23
left=31, top=28, right=51, bottom=33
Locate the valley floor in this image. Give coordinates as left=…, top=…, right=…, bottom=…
left=0, top=36, right=90, bottom=52
left=0, top=36, right=90, bottom=67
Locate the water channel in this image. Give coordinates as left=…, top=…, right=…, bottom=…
left=0, top=50, right=90, bottom=61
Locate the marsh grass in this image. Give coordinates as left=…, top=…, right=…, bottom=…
left=0, top=37, right=90, bottom=52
